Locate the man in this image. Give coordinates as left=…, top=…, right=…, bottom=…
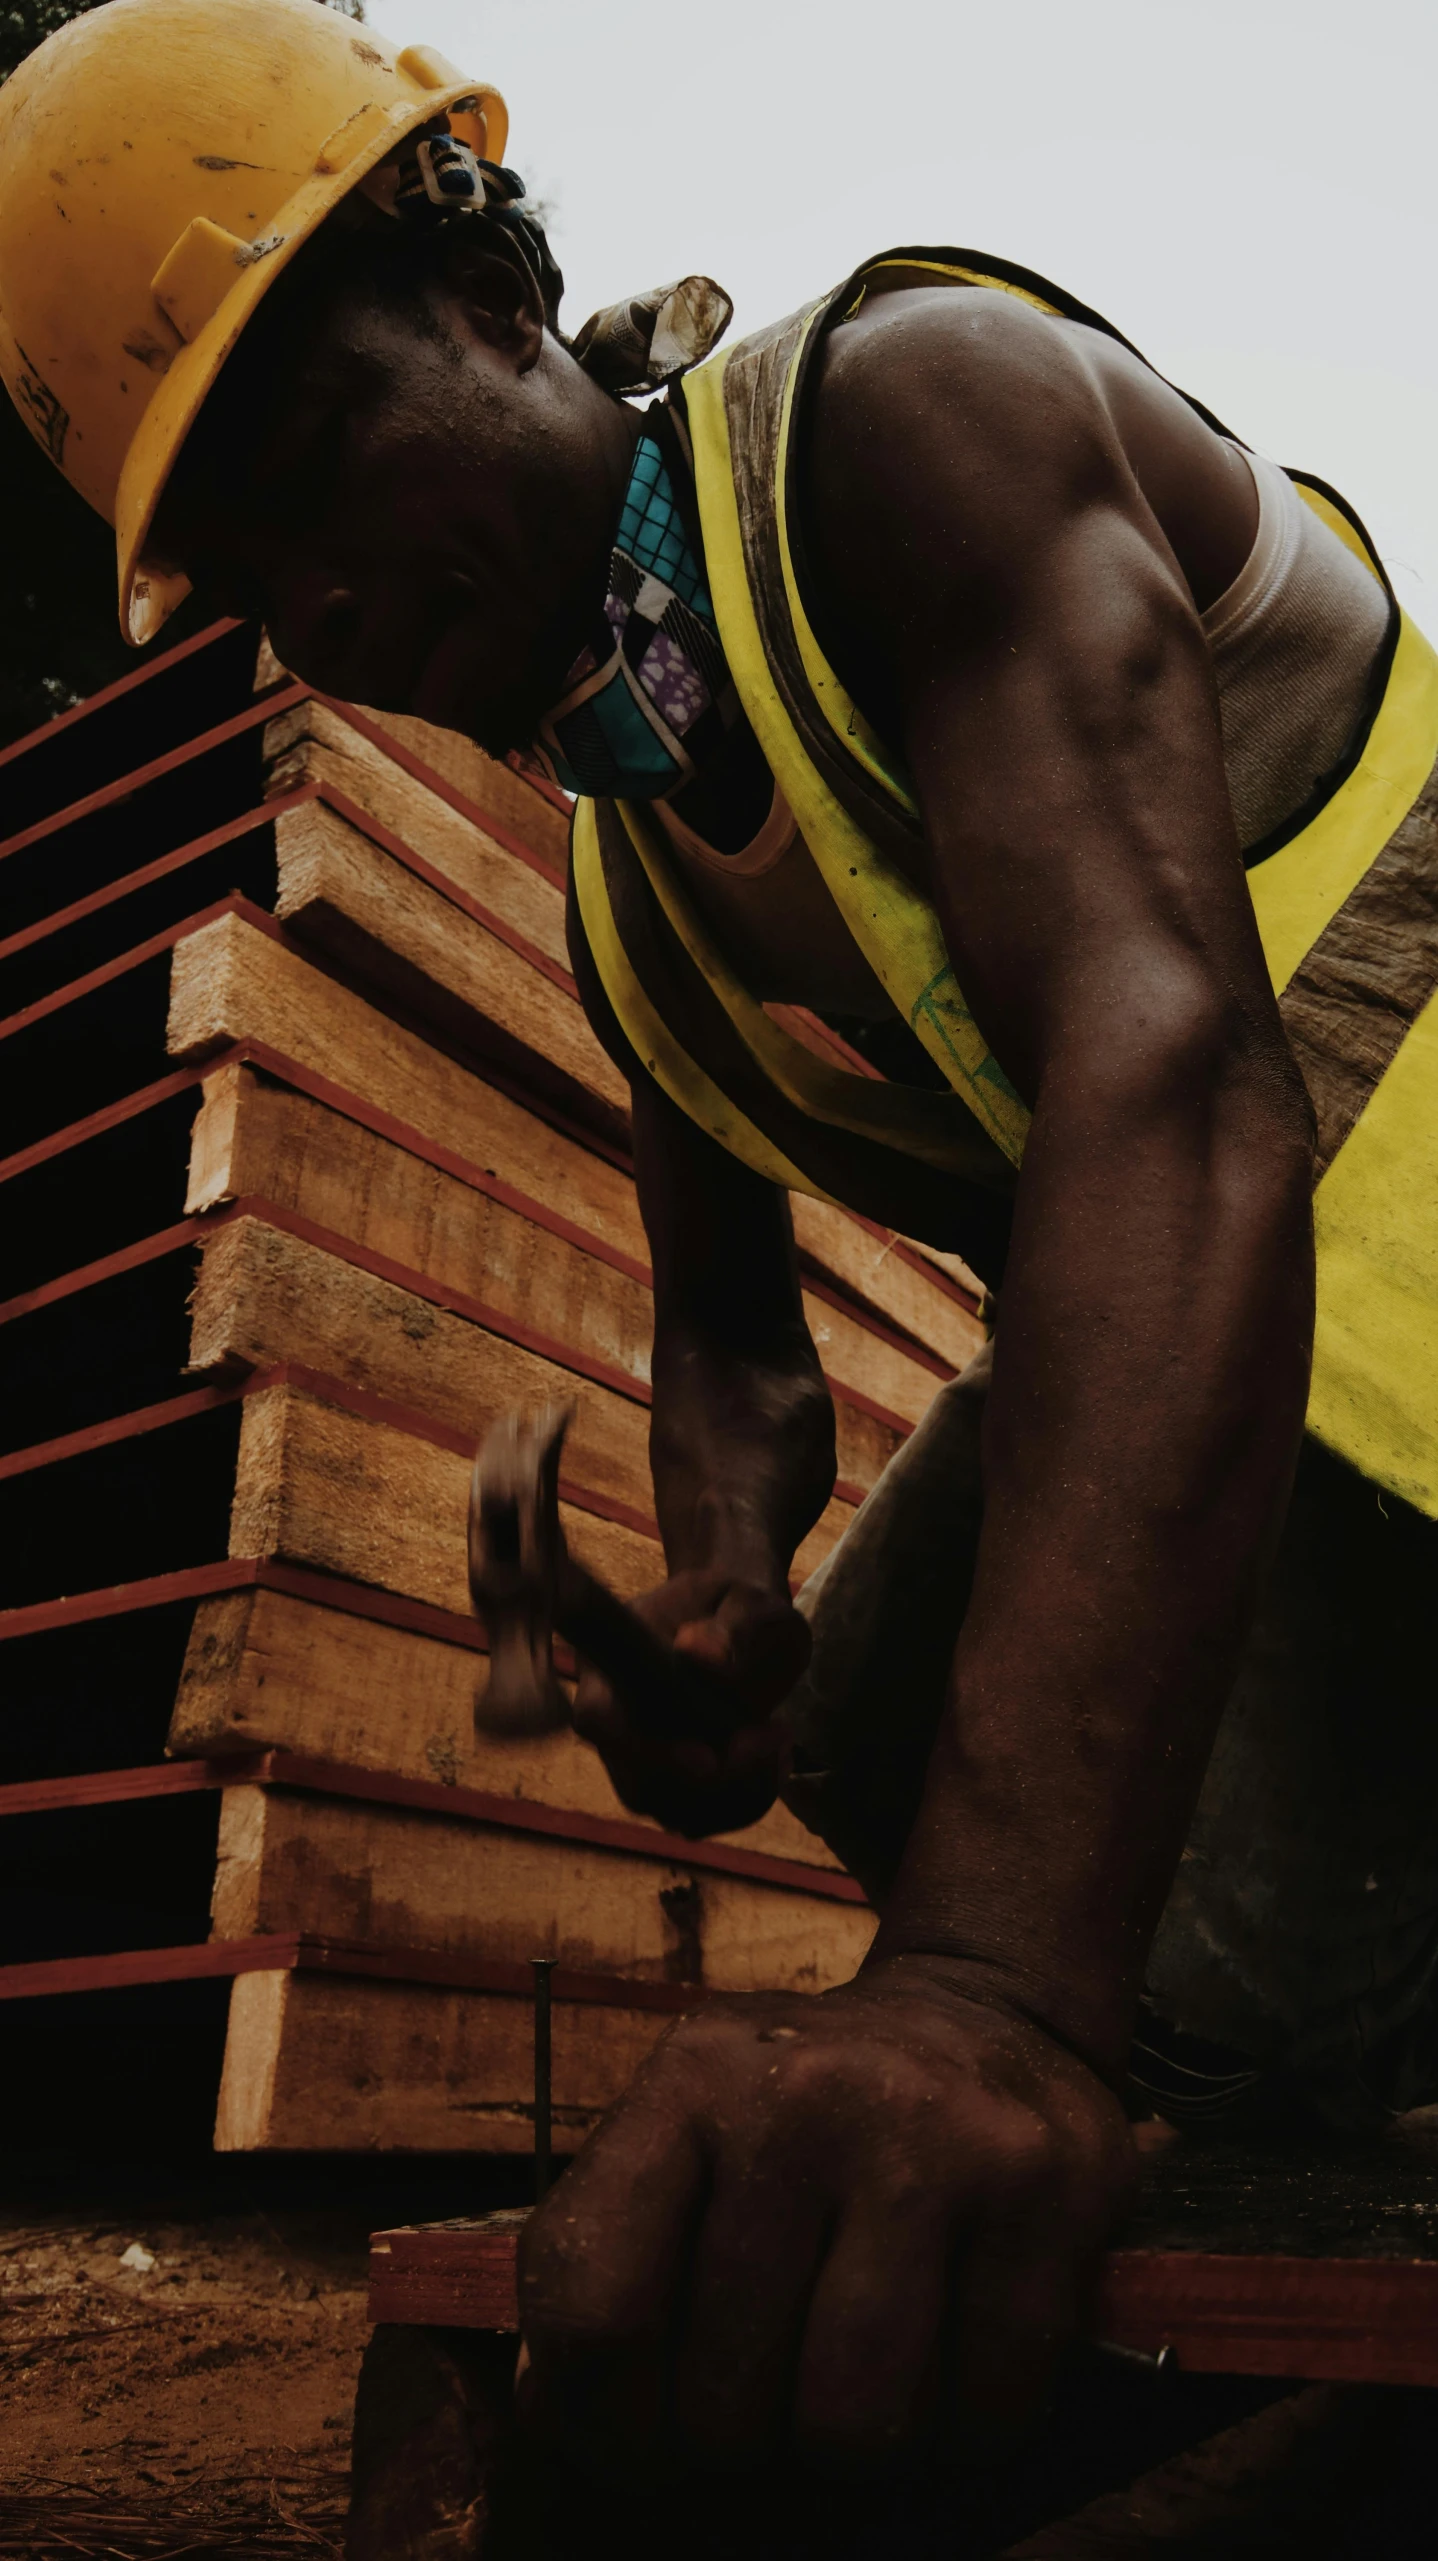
left=4, top=0, right=1435, bottom=2485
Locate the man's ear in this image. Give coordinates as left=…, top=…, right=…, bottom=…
left=438, top=228, right=547, bottom=373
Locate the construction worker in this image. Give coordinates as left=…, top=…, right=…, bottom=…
left=5, top=0, right=1435, bottom=2484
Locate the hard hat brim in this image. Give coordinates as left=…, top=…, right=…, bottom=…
left=116, top=75, right=507, bottom=646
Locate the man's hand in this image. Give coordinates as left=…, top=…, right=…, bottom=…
left=572, top=1568, right=810, bottom=1837
left=519, top=1956, right=1135, bottom=2482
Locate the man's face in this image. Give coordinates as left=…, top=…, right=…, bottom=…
left=162, top=254, right=618, bottom=752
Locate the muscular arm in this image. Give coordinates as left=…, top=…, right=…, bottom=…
left=571, top=1076, right=835, bottom=1834
left=808, top=289, right=1315, bottom=2074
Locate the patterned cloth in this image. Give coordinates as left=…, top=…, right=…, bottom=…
left=533, top=433, right=738, bottom=800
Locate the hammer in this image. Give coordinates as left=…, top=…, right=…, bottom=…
left=468, top=1402, right=739, bottom=1744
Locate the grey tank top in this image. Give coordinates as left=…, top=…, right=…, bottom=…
left=1202, top=447, right=1389, bottom=852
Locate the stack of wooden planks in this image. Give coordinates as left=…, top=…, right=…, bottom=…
left=0, top=618, right=984, bottom=2154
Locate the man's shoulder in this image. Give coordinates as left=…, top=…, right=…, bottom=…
left=805, top=282, right=1116, bottom=606
left=815, top=282, right=1103, bottom=477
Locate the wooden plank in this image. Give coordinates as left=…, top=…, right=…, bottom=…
left=228, top=1377, right=659, bottom=1615
left=264, top=700, right=570, bottom=966
left=186, top=1066, right=918, bottom=1473
left=166, top=912, right=643, bottom=1259
left=252, top=637, right=571, bottom=876
left=168, top=1583, right=843, bottom=1872
left=209, top=1784, right=873, bottom=1994
left=368, top=2215, right=526, bottom=2330
left=269, top=795, right=626, bottom=1140
left=1095, top=2251, right=1438, bottom=2388
left=189, top=1208, right=884, bottom=1543
left=190, top=1061, right=655, bottom=1390
left=215, top=1967, right=671, bottom=2151
left=188, top=1207, right=658, bottom=1470
left=361, top=2214, right=1438, bottom=2388
left=332, top=702, right=572, bottom=880
left=200, top=1211, right=634, bottom=1526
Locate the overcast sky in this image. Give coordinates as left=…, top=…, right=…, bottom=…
left=371, top=0, right=1438, bottom=640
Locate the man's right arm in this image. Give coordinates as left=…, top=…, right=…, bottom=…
left=571, top=1075, right=836, bottom=1836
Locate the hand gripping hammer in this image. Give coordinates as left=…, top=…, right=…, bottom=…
left=468, top=1402, right=737, bottom=1745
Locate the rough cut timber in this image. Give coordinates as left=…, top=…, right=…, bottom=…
left=0, top=617, right=979, bottom=2154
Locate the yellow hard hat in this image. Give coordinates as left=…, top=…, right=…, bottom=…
left=0, top=0, right=507, bottom=643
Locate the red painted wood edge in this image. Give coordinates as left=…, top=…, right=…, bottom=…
left=0, top=795, right=310, bottom=967
left=1096, top=2249, right=1438, bottom=2388
left=0, top=1198, right=881, bottom=1499
left=0, top=685, right=308, bottom=868
left=504, top=747, right=573, bottom=819
left=0, top=618, right=244, bottom=775
left=0, top=891, right=284, bottom=1044
left=0, top=1065, right=207, bottom=1188
left=312, top=780, right=577, bottom=1000
left=222, top=1196, right=651, bottom=1413
left=363, top=2226, right=1438, bottom=2388
left=0, top=1933, right=708, bottom=2012
left=206, top=1039, right=652, bottom=1288
left=0, top=1377, right=245, bottom=1480
left=314, top=696, right=568, bottom=892
left=0, top=1355, right=664, bottom=1544
left=0, top=1555, right=490, bottom=1649
left=0, top=1218, right=202, bottom=1324
left=0, top=1748, right=866, bottom=1903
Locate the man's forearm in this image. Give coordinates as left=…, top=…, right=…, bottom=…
left=649, top=1319, right=835, bottom=1586
left=633, top=1075, right=836, bottom=1593
left=875, top=1046, right=1315, bottom=2078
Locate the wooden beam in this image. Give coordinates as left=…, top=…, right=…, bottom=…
left=189, top=1207, right=887, bottom=1520
left=188, top=1068, right=933, bottom=1452
left=317, top=695, right=572, bottom=882
left=168, top=1582, right=842, bottom=1873
left=0, top=1745, right=862, bottom=1897
left=229, top=1374, right=662, bottom=1615
left=363, top=2209, right=1438, bottom=2389
left=166, top=912, right=643, bottom=1255
left=264, top=698, right=570, bottom=962
left=216, top=1967, right=676, bottom=2152
left=273, top=791, right=617, bottom=1093
left=208, top=1783, right=873, bottom=1993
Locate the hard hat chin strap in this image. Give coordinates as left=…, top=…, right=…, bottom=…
left=359, top=127, right=565, bottom=332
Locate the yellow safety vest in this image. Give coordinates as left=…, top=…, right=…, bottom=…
left=572, top=249, right=1438, bottom=1518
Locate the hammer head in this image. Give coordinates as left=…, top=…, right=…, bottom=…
left=469, top=1401, right=575, bottom=1738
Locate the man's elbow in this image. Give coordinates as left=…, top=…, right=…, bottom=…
left=1046, top=976, right=1316, bottom=1203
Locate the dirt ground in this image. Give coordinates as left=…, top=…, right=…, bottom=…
left=0, top=2192, right=365, bottom=2556
left=0, top=2151, right=530, bottom=2560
